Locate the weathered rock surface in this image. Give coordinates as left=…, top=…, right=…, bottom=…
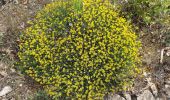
left=124, top=93, right=131, bottom=100
left=0, top=0, right=6, bottom=7
left=165, top=84, right=170, bottom=98
left=0, top=86, right=12, bottom=97
left=0, top=71, right=8, bottom=77
left=137, top=90, right=155, bottom=100
left=150, top=83, right=158, bottom=97
left=104, top=94, right=125, bottom=100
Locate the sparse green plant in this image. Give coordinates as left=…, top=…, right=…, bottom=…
left=29, top=90, right=51, bottom=100
left=112, top=0, right=170, bottom=27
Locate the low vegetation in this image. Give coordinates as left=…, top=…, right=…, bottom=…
left=17, top=0, right=141, bottom=99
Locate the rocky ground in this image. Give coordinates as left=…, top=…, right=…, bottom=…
left=0, top=0, right=170, bottom=100
left=0, top=0, right=51, bottom=99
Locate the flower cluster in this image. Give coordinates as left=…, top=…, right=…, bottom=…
left=18, top=0, right=141, bottom=99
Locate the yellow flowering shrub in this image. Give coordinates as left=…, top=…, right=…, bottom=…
left=18, top=0, right=141, bottom=99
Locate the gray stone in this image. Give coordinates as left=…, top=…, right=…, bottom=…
left=0, top=0, right=6, bottom=7
left=166, top=50, right=170, bottom=56
left=104, top=94, right=125, bottom=100
left=13, top=0, right=19, bottom=4
left=150, top=84, right=158, bottom=97
left=0, top=86, right=12, bottom=97
left=137, top=90, right=155, bottom=100
left=165, top=84, right=170, bottom=98
left=156, top=97, right=166, bottom=100
left=10, top=68, right=16, bottom=73
left=124, top=93, right=131, bottom=100
left=0, top=71, right=8, bottom=77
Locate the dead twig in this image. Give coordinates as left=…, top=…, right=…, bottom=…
left=160, top=47, right=170, bottom=64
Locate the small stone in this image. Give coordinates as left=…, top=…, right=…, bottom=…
left=165, top=79, right=170, bottom=84
left=165, top=84, right=170, bottom=98
left=137, top=90, right=155, bottom=100
left=165, top=84, right=170, bottom=88
left=124, top=93, right=131, bottom=100
left=157, top=50, right=161, bottom=53
left=0, top=0, right=5, bottom=7
left=143, top=72, right=148, bottom=77
left=152, top=39, right=156, bottom=43
left=166, top=50, right=170, bottom=56
left=146, top=77, right=152, bottom=83
left=10, top=68, right=16, bottom=73
left=104, top=94, right=125, bottom=100
left=0, top=86, right=12, bottom=97
left=19, top=84, right=22, bottom=87
left=150, top=84, right=158, bottom=97
left=13, top=0, right=19, bottom=4
left=69, top=23, right=73, bottom=26
left=156, top=97, right=166, bottom=100
left=18, top=22, right=25, bottom=29
left=0, top=71, right=8, bottom=77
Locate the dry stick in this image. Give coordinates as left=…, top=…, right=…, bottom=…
left=23, top=0, right=28, bottom=4
left=160, top=49, right=164, bottom=64
left=160, top=47, right=170, bottom=64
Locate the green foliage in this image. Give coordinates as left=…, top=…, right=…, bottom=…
left=18, top=0, right=141, bottom=99
left=30, top=90, right=51, bottom=100
left=73, top=0, right=83, bottom=12
left=113, top=0, right=170, bottom=26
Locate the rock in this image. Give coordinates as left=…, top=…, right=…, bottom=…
left=143, top=72, right=148, bottom=77
left=150, top=84, right=158, bottom=97
left=137, top=90, right=155, bottom=100
left=18, top=22, right=25, bottom=29
left=156, top=97, right=166, bottom=100
left=166, top=51, right=170, bottom=56
left=19, top=84, right=22, bottom=87
left=13, top=0, right=19, bottom=4
left=165, top=79, right=170, bottom=85
left=0, top=86, right=12, bottom=97
left=10, top=68, right=16, bottom=73
left=165, top=84, right=170, bottom=98
left=164, top=64, right=170, bottom=72
left=124, top=93, right=131, bottom=100
left=145, top=76, right=158, bottom=97
left=146, top=77, right=152, bottom=83
left=0, top=0, right=6, bottom=7
left=0, top=71, right=8, bottom=77
left=104, top=94, right=125, bottom=100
